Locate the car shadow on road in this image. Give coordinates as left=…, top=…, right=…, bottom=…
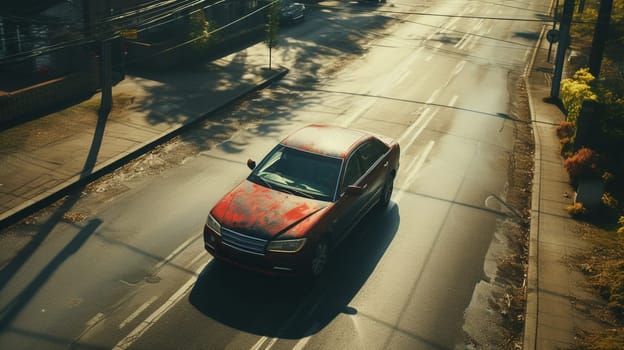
left=189, top=203, right=400, bottom=339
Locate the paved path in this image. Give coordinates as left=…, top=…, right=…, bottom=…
left=523, top=27, right=602, bottom=349
left=0, top=51, right=287, bottom=227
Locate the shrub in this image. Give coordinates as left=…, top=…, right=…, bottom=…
left=618, top=216, right=624, bottom=235
left=559, top=137, right=574, bottom=158
left=602, top=192, right=619, bottom=210
left=556, top=121, right=576, bottom=139
left=560, top=68, right=598, bottom=123
left=602, top=171, right=615, bottom=184
left=566, top=202, right=587, bottom=216
left=564, top=147, right=599, bottom=184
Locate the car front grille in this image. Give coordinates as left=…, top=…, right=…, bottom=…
left=221, top=227, right=267, bottom=256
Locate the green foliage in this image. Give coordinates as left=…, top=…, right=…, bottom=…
left=561, top=68, right=598, bottom=123
left=188, top=11, right=213, bottom=54
left=568, top=0, right=624, bottom=98
left=594, top=82, right=624, bottom=144
left=265, top=0, right=280, bottom=69
left=603, top=192, right=620, bottom=209
left=265, top=1, right=279, bottom=48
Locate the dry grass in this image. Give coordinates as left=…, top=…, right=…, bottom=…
left=572, top=224, right=624, bottom=349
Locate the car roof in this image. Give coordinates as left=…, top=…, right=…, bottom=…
left=280, top=124, right=370, bottom=159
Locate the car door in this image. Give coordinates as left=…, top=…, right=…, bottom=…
left=330, top=147, right=368, bottom=243
left=330, top=139, right=389, bottom=242
left=354, top=139, right=390, bottom=213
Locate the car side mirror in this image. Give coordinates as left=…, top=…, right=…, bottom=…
left=247, top=159, right=256, bottom=170
left=345, top=185, right=364, bottom=196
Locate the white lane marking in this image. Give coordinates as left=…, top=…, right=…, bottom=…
left=77, top=312, right=105, bottom=342
left=398, top=107, right=431, bottom=145
left=473, top=19, right=484, bottom=31
left=339, top=98, right=375, bottom=127
left=292, top=332, right=314, bottom=350
left=263, top=337, right=279, bottom=350
left=454, top=33, right=468, bottom=48
left=402, top=108, right=437, bottom=152
left=394, top=141, right=435, bottom=204
left=450, top=60, right=466, bottom=78
left=448, top=95, right=459, bottom=107
left=425, top=54, right=433, bottom=61
left=426, top=88, right=441, bottom=104
left=468, top=35, right=480, bottom=51
left=251, top=336, right=269, bottom=350
left=186, top=250, right=207, bottom=269
left=444, top=18, right=460, bottom=31
left=459, top=35, right=473, bottom=50
left=250, top=286, right=333, bottom=350
left=113, top=263, right=206, bottom=350
left=119, top=296, right=158, bottom=329
left=154, top=233, right=202, bottom=271
left=86, top=312, right=104, bottom=328
left=396, top=71, right=411, bottom=86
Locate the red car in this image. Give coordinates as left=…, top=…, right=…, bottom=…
left=204, top=124, right=400, bottom=277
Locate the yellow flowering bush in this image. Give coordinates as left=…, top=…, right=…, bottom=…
left=566, top=202, right=587, bottom=216
left=602, top=192, right=620, bottom=210
left=560, top=68, right=598, bottom=123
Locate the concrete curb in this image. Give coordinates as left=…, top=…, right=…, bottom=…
left=522, top=23, right=547, bottom=350
left=0, top=66, right=289, bottom=228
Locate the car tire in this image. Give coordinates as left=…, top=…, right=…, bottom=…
left=310, top=238, right=329, bottom=277
left=378, top=175, right=394, bottom=210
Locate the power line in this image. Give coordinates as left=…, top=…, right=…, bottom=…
left=0, top=0, right=274, bottom=65
left=0, top=0, right=214, bottom=63
left=124, top=0, right=278, bottom=65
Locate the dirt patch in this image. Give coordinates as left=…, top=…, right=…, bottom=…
left=496, top=73, right=534, bottom=348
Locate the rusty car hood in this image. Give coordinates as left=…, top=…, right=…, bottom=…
left=211, top=180, right=328, bottom=239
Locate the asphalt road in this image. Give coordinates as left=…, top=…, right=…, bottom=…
left=0, top=0, right=546, bottom=349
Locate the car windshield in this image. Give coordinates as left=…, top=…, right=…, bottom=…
left=249, top=145, right=342, bottom=201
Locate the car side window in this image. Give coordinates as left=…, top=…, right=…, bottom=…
left=342, top=152, right=363, bottom=190
left=358, top=139, right=389, bottom=172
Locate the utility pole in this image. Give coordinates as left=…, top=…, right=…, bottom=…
left=84, top=0, right=112, bottom=115
left=547, top=0, right=560, bottom=62
left=588, top=0, right=613, bottom=78
left=99, top=0, right=113, bottom=115
left=551, top=0, right=575, bottom=100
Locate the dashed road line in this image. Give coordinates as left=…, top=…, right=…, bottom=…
left=119, top=296, right=158, bottom=329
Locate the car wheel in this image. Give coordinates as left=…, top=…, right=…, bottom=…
left=310, top=238, right=329, bottom=277
left=378, top=175, right=394, bottom=210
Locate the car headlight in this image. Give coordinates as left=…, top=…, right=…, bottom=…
left=267, top=238, right=306, bottom=253
left=206, top=214, right=221, bottom=236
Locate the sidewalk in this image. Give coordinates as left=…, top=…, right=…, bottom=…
left=0, top=50, right=287, bottom=228
left=523, top=29, right=602, bottom=348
